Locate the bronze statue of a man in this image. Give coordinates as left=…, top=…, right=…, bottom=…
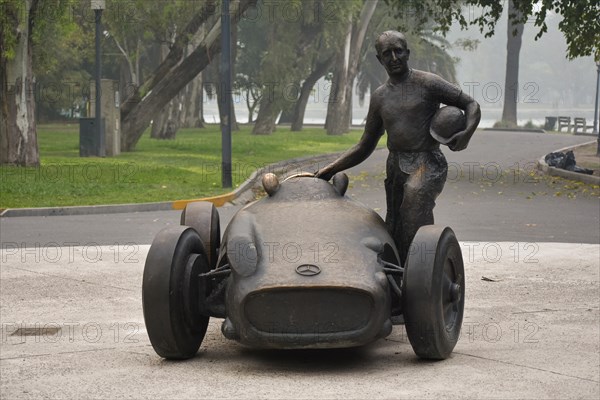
left=316, top=31, right=481, bottom=265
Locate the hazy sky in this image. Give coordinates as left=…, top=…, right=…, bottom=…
left=445, top=5, right=597, bottom=119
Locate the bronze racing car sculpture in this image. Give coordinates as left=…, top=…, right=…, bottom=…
left=142, top=172, right=465, bottom=360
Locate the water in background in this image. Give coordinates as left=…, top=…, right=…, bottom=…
left=204, top=97, right=595, bottom=129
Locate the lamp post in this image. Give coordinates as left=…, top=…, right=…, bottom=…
left=220, top=0, right=232, bottom=188
left=92, top=0, right=105, bottom=156
left=593, top=59, right=600, bottom=156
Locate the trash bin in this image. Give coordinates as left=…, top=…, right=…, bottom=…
left=79, top=118, right=106, bottom=157
left=544, top=116, right=557, bottom=131
left=89, top=79, right=120, bottom=156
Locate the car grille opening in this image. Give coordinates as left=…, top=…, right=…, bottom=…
left=244, top=288, right=373, bottom=335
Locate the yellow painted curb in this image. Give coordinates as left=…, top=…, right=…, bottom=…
left=171, top=192, right=237, bottom=210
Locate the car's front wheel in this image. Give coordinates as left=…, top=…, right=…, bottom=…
left=142, top=226, right=210, bottom=359
left=402, top=226, right=465, bottom=360
left=180, top=201, right=220, bottom=269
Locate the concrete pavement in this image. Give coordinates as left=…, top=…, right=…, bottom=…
left=1, top=242, right=598, bottom=398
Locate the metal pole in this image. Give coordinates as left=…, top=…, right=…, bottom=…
left=221, top=0, right=233, bottom=188
left=593, top=62, right=600, bottom=156
left=95, top=8, right=103, bottom=156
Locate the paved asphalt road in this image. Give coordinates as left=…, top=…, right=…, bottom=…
left=1, top=130, right=598, bottom=248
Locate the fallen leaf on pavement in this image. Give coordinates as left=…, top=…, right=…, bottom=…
left=481, top=276, right=502, bottom=282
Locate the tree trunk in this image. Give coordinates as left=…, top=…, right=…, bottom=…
left=151, top=93, right=182, bottom=139
left=181, top=74, right=205, bottom=128
left=216, top=21, right=239, bottom=132
left=277, top=79, right=301, bottom=126
left=150, top=44, right=182, bottom=139
left=120, top=0, right=256, bottom=151
left=245, top=88, right=260, bottom=123
left=278, top=107, right=294, bottom=125
left=325, top=0, right=378, bottom=135
left=251, top=69, right=288, bottom=134
left=291, top=56, right=334, bottom=131
left=252, top=95, right=281, bottom=135
left=178, top=84, right=189, bottom=128
left=0, top=0, right=39, bottom=166
left=252, top=1, right=326, bottom=135
left=325, top=19, right=352, bottom=135
left=120, top=28, right=213, bottom=149
left=216, top=83, right=240, bottom=131
left=181, top=25, right=207, bottom=129
left=150, top=108, right=166, bottom=139
left=195, top=80, right=206, bottom=128
left=119, top=58, right=133, bottom=109
left=121, top=0, right=218, bottom=119
left=501, top=0, right=524, bottom=127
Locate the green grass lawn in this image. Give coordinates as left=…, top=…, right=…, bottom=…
left=0, top=124, right=372, bottom=208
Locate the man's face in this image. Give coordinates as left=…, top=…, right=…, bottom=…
left=376, top=34, right=410, bottom=77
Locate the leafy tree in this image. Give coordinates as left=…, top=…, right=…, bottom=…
left=101, top=0, right=206, bottom=143
left=119, top=0, right=257, bottom=150
left=283, top=2, right=358, bottom=131
left=386, top=0, right=600, bottom=126
left=1, top=0, right=37, bottom=166
left=104, top=0, right=210, bottom=138
left=0, top=0, right=76, bottom=166
left=247, top=0, right=357, bottom=135
left=235, top=10, right=268, bottom=123
left=385, top=0, right=599, bottom=60
left=32, top=2, right=93, bottom=122
left=289, top=50, right=335, bottom=131
left=324, top=0, right=379, bottom=135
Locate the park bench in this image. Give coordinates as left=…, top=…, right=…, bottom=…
left=573, top=117, right=593, bottom=134
left=557, top=116, right=571, bottom=132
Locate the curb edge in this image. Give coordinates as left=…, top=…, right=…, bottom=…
left=536, top=140, right=600, bottom=186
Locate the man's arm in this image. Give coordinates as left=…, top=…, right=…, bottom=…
left=315, top=96, right=385, bottom=181
left=447, top=92, right=481, bottom=152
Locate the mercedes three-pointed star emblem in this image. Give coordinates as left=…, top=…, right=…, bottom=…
left=295, top=264, right=321, bottom=276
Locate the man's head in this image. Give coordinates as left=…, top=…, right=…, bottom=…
left=375, top=31, right=410, bottom=77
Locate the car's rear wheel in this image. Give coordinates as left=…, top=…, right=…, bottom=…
left=402, top=226, right=464, bottom=360
left=142, top=226, right=210, bottom=359
left=180, top=201, right=221, bottom=269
